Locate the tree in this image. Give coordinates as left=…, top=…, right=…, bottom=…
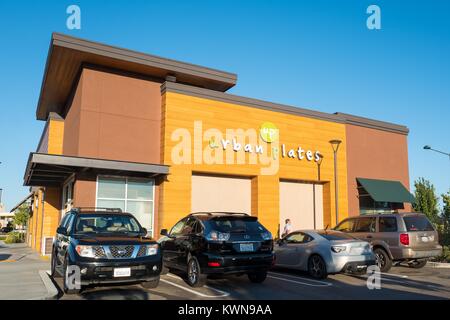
left=12, top=204, right=30, bottom=229
left=442, top=191, right=450, bottom=246
left=412, top=178, right=440, bottom=224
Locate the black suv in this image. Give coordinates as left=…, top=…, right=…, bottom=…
left=51, top=208, right=162, bottom=294
left=159, top=212, right=274, bottom=287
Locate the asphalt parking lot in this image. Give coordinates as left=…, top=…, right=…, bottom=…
left=54, top=265, right=450, bottom=300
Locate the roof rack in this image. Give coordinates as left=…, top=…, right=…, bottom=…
left=190, top=212, right=250, bottom=216
left=72, top=207, right=123, bottom=213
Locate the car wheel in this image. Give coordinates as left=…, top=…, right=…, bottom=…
left=141, top=276, right=160, bottom=289
left=63, top=256, right=81, bottom=295
left=308, top=255, right=328, bottom=280
left=248, top=271, right=268, bottom=283
left=161, top=262, right=169, bottom=275
left=50, top=251, right=61, bottom=278
left=408, top=259, right=427, bottom=269
left=374, top=248, right=392, bottom=272
left=186, top=256, right=206, bottom=288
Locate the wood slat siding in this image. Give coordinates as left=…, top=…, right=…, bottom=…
left=160, top=92, right=349, bottom=235
left=31, top=118, right=65, bottom=254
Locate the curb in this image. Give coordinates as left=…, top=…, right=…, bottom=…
left=32, top=270, right=59, bottom=300
left=428, top=262, right=450, bottom=269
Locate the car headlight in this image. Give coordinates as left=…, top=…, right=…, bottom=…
left=206, top=231, right=230, bottom=241
left=261, top=232, right=272, bottom=240
left=331, top=245, right=346, bottom=253
left=76, top=245, right=96, bottom=258
left=145, top=244, right=159, bottom=256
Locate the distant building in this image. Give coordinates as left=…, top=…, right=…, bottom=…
left=0, top=204, right=14, bottom=229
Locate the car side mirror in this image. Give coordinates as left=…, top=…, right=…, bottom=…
left=57, top=226, right=67, bottom=235
left=160, top=229, right=169, bottom=237
left=140, top=228, right=148, bottom=236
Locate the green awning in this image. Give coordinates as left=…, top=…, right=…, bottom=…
left=357, top=178, right=415, bottom=204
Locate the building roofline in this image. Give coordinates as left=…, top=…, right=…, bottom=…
left=36, top=33, right=237, bottom=120
left=335, top=113, right=409, bottom=135
left=24, top=153, right=170, bottom=187
left=161, top=82, right=410, bottom=134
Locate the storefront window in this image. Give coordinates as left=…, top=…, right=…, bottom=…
left=96, top=176, right=154, bottom=235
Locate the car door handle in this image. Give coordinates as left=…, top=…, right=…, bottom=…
left=366, top=235, right=373, bottom=239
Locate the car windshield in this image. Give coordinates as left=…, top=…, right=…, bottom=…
left=317, top=230, right=356, bottom=241
left=403, top=216, right=434, bottom=232
left=74, top=214, right=142, bottom=234
left=207, top=217, right=267, bottom=233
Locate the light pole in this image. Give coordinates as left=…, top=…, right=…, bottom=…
left=316, top=153, right=324, bottom=181
left=330, top=139, right=342, bottom=226
left=423, top=145, right=450, bottom=160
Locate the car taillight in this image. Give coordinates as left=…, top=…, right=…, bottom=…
left=400, top=233, right=409, bottom=245
left=208, top=262, right=221, bottom=267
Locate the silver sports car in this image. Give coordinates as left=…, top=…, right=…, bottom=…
left=274, top=230, right=376, bottom=279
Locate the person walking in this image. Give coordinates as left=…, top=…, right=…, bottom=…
left=282, top=219, right=293, bottom=238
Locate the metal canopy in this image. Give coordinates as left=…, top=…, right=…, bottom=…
left=24, top=153, right=169, bottom=187
left=357, top=178, right=416, bottom=204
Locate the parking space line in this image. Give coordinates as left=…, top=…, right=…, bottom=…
left=267, top=274, right=332, bottom=287
left=381, top=272, right=408, bottom=279
left=162, top=274, right=230, bottom=298
left=268, top=271, right=332, bottom=285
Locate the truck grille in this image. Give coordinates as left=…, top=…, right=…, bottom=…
left=94, top=246, right=106, bottom=258
left=109, top=245, right=135, bottom=258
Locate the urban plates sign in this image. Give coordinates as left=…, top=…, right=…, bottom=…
left=170, top=121, right=322, bottom=175
left=217, top=122, right=322, bottom=162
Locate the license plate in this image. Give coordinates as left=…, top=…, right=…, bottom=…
left=113, top=268, right=131, bottom=278
left=240, top=243, right=254, bottom=252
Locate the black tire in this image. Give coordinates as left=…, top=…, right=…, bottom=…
left=62, top=256, right=81, bottom=295
left=50, top=251, right=61, bottom=278
left=308, top=255, right=328, bottom=279
left=141, top=276, right=160, bottom=289
left=374, top=248, right=392, bottom=273
left=408, top=259, right=427, bottom=269
left=160, top=262, right=169, bottom=275
left=248, top=271, right=268, bottom=283
left=186, top=256, right=207, bottom=288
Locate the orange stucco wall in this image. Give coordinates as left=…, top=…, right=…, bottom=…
left=160, top=91, right=349, bottom=235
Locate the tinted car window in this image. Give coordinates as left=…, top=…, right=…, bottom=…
left=379, top=217, right=398, bottom=232
left=74, top=214, right=141, bottom=234
left=170, top=219, right=187, bottom=236
left=354, top=217, right=376, bottom=232
left=335, top=219, right=356, bottom=232
left=66, top=214, right=76, bottom=233
left=59, top=214, right=70, bottom=228
left=318, top=231, right=355, bottom=241
left=181, top=218, right=198, bottom=235
left=207, top=217, right=267, bottom=233
left=285, top=232, right=312, bottom=243
left=403, top=216, right=434, bottom=231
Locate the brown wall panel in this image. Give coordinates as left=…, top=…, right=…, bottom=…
left=63, top=68, right=162, bottom=164
left=345, top=124, right=411, bottom=216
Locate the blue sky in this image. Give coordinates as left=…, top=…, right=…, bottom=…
left=0, top=0, right=449, bottom=210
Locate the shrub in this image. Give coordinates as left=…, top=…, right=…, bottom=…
left=4, top=232, right=25, bottom=244
left=433, top=246, right=450, bottom=263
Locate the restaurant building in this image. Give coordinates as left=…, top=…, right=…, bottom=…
left=21, top=34, right=414, bottom=255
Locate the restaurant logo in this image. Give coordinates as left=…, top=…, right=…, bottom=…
left=260, top=122, right=279, bottom=143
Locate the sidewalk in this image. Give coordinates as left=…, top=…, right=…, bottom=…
left=0, top=241, right=56, bottom=300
